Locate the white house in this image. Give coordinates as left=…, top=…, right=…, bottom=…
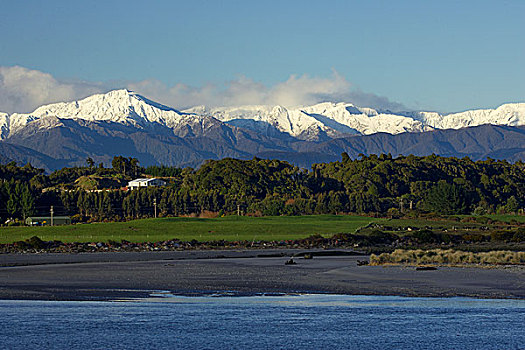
left=127, top=178, right=166, bottom=190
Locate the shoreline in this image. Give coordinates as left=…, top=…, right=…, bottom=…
left=0, top=250, right=523, bottom=301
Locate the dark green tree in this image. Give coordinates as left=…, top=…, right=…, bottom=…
left=425, top=180, right=468, bottom=214
left=20, top=185, right=35, bottom=219
left=86, top=157, right=95, bottom=168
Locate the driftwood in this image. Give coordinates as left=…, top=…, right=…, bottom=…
left=285, top=258, right=297, bottom=265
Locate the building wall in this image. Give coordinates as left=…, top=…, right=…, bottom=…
left=128, top=178, right=166, bottom=190
left=26, top=217, right=71, bottom=226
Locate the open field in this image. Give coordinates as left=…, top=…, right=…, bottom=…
left=0, top=215, right=384, bottom=244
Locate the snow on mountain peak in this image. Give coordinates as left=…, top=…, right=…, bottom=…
left=183, top=101, right=525, bottom=140
left=182, top=101, right=427, bottom=139
left=28, top=88, right=180, bottom=124
left=1, top=89, right=524, bottom=142
left=1, top=89, right=199, bottom=139
left=418, top=103, right=525, bottom=130
left=0, top=112, right=9, bottom=139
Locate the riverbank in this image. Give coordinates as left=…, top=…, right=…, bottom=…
left=0, top=250, right=523, bottom=301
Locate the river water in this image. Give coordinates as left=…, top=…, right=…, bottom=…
left=1, top=294, right=523, bottom=349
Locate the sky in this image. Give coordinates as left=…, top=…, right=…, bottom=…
left=0, top=0, right=524, bottom=114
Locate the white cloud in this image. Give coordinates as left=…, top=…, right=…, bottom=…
left=128, top=71, right=407, bottom=111
left=0, top=66, right=406, bottom=114
left=0, top=66, right=106, bottom=114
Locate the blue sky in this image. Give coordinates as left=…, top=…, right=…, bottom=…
left=0, top=0, right=524, bottom=113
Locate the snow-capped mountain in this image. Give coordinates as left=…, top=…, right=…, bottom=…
left=0, top=89, right=220, bottom=140
left=0, top=89, right=524, bottom=171
left=184, top=102, right=429, bottom=140
left=1, top=89, right=524, bottom=141
left=184, top=101, right=525, bottom=140
left=418, top=103, right=525, bottom=130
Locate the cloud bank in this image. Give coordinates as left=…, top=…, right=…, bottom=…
left=0, top=66, right=106, bottom=114
left=0, top=66, right=406, bottom=114
left=128, top=71, right=407, bottom=112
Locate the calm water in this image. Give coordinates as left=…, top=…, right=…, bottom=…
left=0, top=294, right=524, bottom=350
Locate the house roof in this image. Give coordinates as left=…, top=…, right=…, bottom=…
left=129, top=178, right=152, bottom=183
left=128, top=178, right=162, bottom=183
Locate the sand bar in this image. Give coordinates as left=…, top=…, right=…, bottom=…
left=0, top=250, right=523, bottom=300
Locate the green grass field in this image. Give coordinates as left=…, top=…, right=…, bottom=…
left=0, top=215, right=384, bottom=244
left=449, top=214, right=525, bottom=224
left=484, top=214, right=525, bottom=223
left=388, top=214, right=525, bottom=229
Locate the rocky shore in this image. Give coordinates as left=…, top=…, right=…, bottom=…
left=3, top=230, right=504, bottom=255
left=0, top=234, right=373, bottom=254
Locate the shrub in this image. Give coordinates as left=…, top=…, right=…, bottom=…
left=26, top=236, right=46, bottom=249
left=473, top=206, right=487, bottom=216
left=412, top=229, right=441, bottom=244
left=462, top=233, right=485, bottom=242
left=367, top=230, right=398, bottom=245
left=370, top=249, right=525, bottom=266
left=303, top=234, right=325, bottom=244
left=475, top=216, right=490, bottom=224
left=386, top=207, right=401, bottom=218
left=491, top=230, right=514, bottom=242
left=513, top=228, right=525, bottom=242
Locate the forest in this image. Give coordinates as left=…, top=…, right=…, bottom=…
left=0, top=153, right=524, bottom=224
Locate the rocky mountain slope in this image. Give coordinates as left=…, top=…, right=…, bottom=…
left=0, top=89, right=523, bottom=170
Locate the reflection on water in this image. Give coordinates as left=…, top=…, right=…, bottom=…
left=1, top=295, right=523, bottom=350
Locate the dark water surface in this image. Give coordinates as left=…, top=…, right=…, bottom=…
left=1, top=294, right=523, bottom=349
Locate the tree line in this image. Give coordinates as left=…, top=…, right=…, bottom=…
left=0, top=154, right=524, bottom=224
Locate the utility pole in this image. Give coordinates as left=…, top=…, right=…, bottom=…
left=50, top=206, right=54, bottom=226
left=237, top=204, right=241, bottom=216
left=400, top=199, right=404, bottom=213
left=153, top=198, right=157, bottom=218
left=409, top=200, right=413, bottom=211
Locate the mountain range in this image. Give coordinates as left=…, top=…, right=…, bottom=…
left=0, top=89, right=524, bottom=171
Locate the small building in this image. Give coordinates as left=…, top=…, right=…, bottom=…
left=26, top=216, right=71, bottom=226
left=127, top=178, right=166, bottom=190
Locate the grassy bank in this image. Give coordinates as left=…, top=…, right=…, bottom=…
left=370, top=249, right=525, bottom=266
left=0, top=215, right=383, bottom=244
left=481, top=214, right=525, bottom=223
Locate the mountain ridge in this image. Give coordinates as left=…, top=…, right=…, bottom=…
left=0, top=90, right=524, bottom=171
left=1, top=89, right=524, bottom=141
